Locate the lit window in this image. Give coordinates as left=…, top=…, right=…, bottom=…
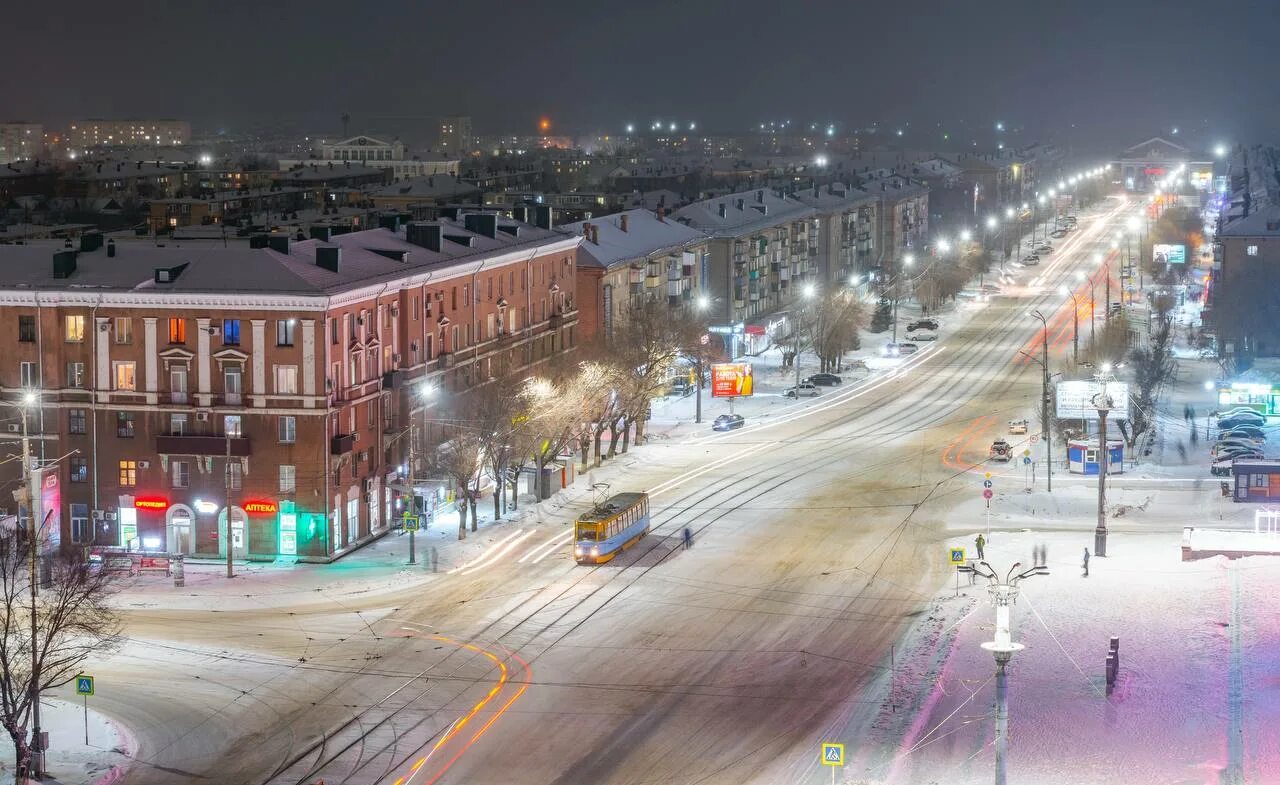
left=118, top=460, right=137, bottom=487
left=276, top=320, right=296, bottom=346
left=222, top=319, right=241, bottom=346
left=113, top=361, right=137, bottom=391
left=224, top=415, right=242, bottom=438
left=168, top=317, right=186, bottom=344
left=70, top=458, right=88, bottom=483
left=116, top=412, right=135, bottom=438
left=171, top=460, right=189, bottom=488
left=66, top=362, right=85, bottom=388
left=64, top=315, right=85, bottom=343
left=1248, top=245, right=1259, bottom=256
left=170, top=413, right=187, bottom=435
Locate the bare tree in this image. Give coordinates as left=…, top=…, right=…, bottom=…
left=429, top=432, right=485, bottom=538
left=0, top=535, right=121, bottom=778
left=472, top=374, right=529, bottom=520
left=604, top=301, right=703, bottom=449
left=1119, top=312, right=1175, bottom=451
left=805, top=291, right=867, bottom=372
left=524, top=369, right=588, bottom=499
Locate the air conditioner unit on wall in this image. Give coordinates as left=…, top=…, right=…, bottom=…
left=6, top=424, right=19, bottom=433
left=138, top=460, right=150, bottom=469
left=196, top=411, right=210, bottom=422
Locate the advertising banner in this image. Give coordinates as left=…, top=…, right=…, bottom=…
left=37, top=470, right=61, bottom=551
left=1153, top=244, right=1186, bottom=265
left=1056, top=380, right=1131, bottom=420
left=710, top=363, right=754, bottom=398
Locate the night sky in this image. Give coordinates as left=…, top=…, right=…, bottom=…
left=2, top=0, right=1269, bottom=150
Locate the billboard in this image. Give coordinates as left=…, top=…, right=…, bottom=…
left=1153, top=244, right=1186, bottom=265
left=711, top=363, right=754, bottom=398
left=1056, top=380, right=1130, bottom=420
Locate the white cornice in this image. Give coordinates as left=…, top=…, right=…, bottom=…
left=0, top=290, right=329, bottom=311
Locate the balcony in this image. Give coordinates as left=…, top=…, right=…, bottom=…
left=331, top=433, right=354, bottom=455
left=156, top=435, right=251, bottom=457
left=437, top=353, right=452, bottom=370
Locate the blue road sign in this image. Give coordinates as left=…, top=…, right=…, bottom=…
left=76, top=675, right=94, bottom=696
left=1023, top=456, right=1032, bottom=465
left=821, top=742, right=845, bottom=766
left=982, top=480, right=993, bottom=488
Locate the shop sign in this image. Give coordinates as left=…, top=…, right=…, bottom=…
left=244, top=501, right=278, bottom=515
left=134, top=497, right=169, bottom=511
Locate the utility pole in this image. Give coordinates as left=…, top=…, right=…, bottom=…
left=407, top=401, right=418, bottom=565
left=225, top=430, right=233, bottom=579
left=694, top=357, right=703, bottom=424
left=957, top=561, right=1047, bottom=785
left=19, top=400, right=45, bottom=778
left=1030, top=310, right=1053, bottom=492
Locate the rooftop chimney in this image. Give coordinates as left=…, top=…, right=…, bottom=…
left=316, top=245, right=342, bottom=273
left=756, top=189, right=764, bottom=203
left=267, top=234, right=290, bottom=254
left=534, top=204, right=553, bottom=230
left=735, top=198, right=745, bottom=211
left=620, top=214, right=629, bottom=233
left=52, top=250, right=77, bottom=279
left=591, top=225, right=600, bottom=244
left=106, top=238, right=116, bottom=258
left=582, top=222, right=592, bottom=240
left=657, top=207, right=666, bottom=222
left=406, top=222, right=443, bottom=252
left=464, top=213, right=498, bottom=238
left=718, top=203, right=727, bottom=218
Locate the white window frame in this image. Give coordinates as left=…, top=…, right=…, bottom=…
left=279, top=465, right=296, bottom=493
left=113, top=360, right=137, bottom=391
left=171, top=460, right=190, bottom=489
left=274, top=364, right=299, bottom=395
left=278, top=415, right=297, bottom=443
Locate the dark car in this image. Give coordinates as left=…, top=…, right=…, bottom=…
left=1220, top=426, right=1265, bottom=441
left=805, top=373, right=843, bottom=386
left=712, top=413, right=745, bottom=431
left=908, top=318, right=940, bottom=332
left=1219, top=415, right=1266, bottom=431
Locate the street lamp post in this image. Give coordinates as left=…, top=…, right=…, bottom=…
left=695, top=296, right=711, bottom=424
left=892, top=254, right=914, bottom=344
left=1093, top=365, right=1116, bottom=557
left=6, top=392, right=45, bottom=777
left=1059, top=285, right=1080, bottom=366
left=958, top=560, right=1048, bottom=785
left=795, top=284, right=817, bottom=395
left=1030, top=310, right=1053, bottom=492
left=408, top=383, right=437, bottom=563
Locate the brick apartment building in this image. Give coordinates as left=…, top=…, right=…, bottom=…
left=0, top=214, right=579, bottom=562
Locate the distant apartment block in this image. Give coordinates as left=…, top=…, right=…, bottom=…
left=0, top=122, right=43, bottom=163
left=66, top=119, right=190, bottom=151
left=278, top=136, right=458, bottom=181
left=438, top=116, right=473, bottom=157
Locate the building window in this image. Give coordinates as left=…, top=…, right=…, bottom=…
left=18, top=315, right=35, bottom=343
left=224, top=415, right=242, bottom=438
left=330, top=318, right=339, bottom=345
left=278, top=415, right=296, bottom=443
left=222, top=319, right=241, bottom=346
left=69, top=458, right=88, bottom=483
left=70, top=504, right=89, bottom=543
left=274, top=365, right=298, bottom=395
left=224, top=366, right=243, bottom=397
left=68, top=408, right=86, bottom=434
left=118, top=460, right=137, bottom=487
left=1248, top=245, right=1259, bottom=256
left=279, top=465, right=296, bottom=493
left=168, top=317, right=186, bottom=344
left=114, top=317, right=132, bottom=343
left=276, top=319, right=296, bottom=346
left=66, top=362, right=85, bottom=388
left=19, top=361, right=37, bottom=388
left=170, top=413, right=187, bottom=435
left=116, top=411, right=135, bottom=438
left=113, top=361, right=137, bottom=391
left=65, top=315, right=85, bottom=343
left=226, top=461, right=243, bottom=490
left=1253, top=473, right=1267, bottom=487
left=171, top=460, right=190, bottom=488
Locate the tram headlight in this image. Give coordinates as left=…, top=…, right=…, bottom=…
left=590, top=546, right=599, bottom=556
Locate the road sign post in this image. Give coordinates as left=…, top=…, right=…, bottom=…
left=820, top=742, right=844, bottom=784
left=950, top=548, right=966, bottom=596
left=403, top=514, right=420, bottom=565
left=76, top=675, right=94, bottom=745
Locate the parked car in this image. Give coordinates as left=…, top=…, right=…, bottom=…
left=908, top=318, right=940, bottom=332
left=805, top=372, right=843, bottom=386
left=1215, top=435, right=1266, bottom=449
left=907, top=329, right=938, bottom=341
left=1050, top=229, right=1068, bottom=239
left=712, top=413, right=745, bottom=431
left=784, top=382, right=821, bottom=398
left=1035, top=244, right=1054, bottom=254
left=1213, top=441, right=1264, bottom=458
left=980, top=284, right=1002, bottom=294
left=1215, top=447, right=1264, bottom=462
left=1219, top=426, right=1265, bottom=441
left=1219, top=407, right=1265, bottom=421
left=1219, top=415, right=1266, bottom=430
left=897, top=342, right=920, bottom=355
left=1021, top=255, right=1040, bottom=266
left=1008, top=418, right=1029, bottom=435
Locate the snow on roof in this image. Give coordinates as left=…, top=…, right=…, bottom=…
left=1219, top=204, right=1280, bottom=237
left=672, top=188, right=814, bottom=235
left=367, top=176, right=480, bottom=200
left=556, top=209, right=707, bottom=269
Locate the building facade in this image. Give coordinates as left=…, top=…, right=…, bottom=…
left=559, top=209, right=709, bottom=342
left=439, top=116, right=473, bottom=158
left=279, top=136, right=459, bottom=181
left=0, top=215, right=580, bottom=562
left=0, top=122, right=43, bottom=164
left=65, top=120, right=190, bottom=152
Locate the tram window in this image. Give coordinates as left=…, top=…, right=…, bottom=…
left=577, top=526, right=597, bottom=541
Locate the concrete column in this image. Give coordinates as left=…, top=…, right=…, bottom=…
left=94, top=317, right=110, bottom=402
left=143, top=317, right=158, bottom=405
left=196, top=318, right=211, bottom=404
left=302, top=319, right=317, bottom=407
left=251, top=320, right=266, bottom=407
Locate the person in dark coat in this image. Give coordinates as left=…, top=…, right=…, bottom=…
left=1082, top=547, right=1090, bottom=577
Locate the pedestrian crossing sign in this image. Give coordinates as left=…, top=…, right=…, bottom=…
left=403, top=515, right=420, bottom=532
left=821, top=742, right=844, bottom=766
left=76, top=675, right=94, bottom=696
left=949, top=548, right=966, bottom=565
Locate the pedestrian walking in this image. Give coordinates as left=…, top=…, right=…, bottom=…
left=1082, top=547, right=1090, bottom=577
left=1189, top=406, right=1197, bottom=421
left=1177, top=441, right=1187, bottom=462
left=682, top=527, right=693, bottom=550
left=1040, top=542, right=1049, bottom=567
left=975, top=533, right=986, bottom=560
left=430, top=546, right=438, bottom=573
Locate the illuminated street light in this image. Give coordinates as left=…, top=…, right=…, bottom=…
left=814, top=155, right=828, bottom=167
left=903, top=253, right=915, bottom=267
left=936, top=238, right=952, bottom=254
left=987, top=216, right=999, bottom=229
left=1004, top=207, right=1015, bottom=219
left=696, top=295, right=710, bottom=310
left=625, top=124, right=635, bottom=134
left=802, top=283, right=817, bottom=298
left=960, top=230, right=972, bottom=243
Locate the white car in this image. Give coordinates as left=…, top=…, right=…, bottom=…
left=783, top=382, right=821, bottom=398
left=907, top=329, right=938, bottom=341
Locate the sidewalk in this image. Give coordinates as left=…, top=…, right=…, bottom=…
left=0, top=698, right=131, bottom=785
